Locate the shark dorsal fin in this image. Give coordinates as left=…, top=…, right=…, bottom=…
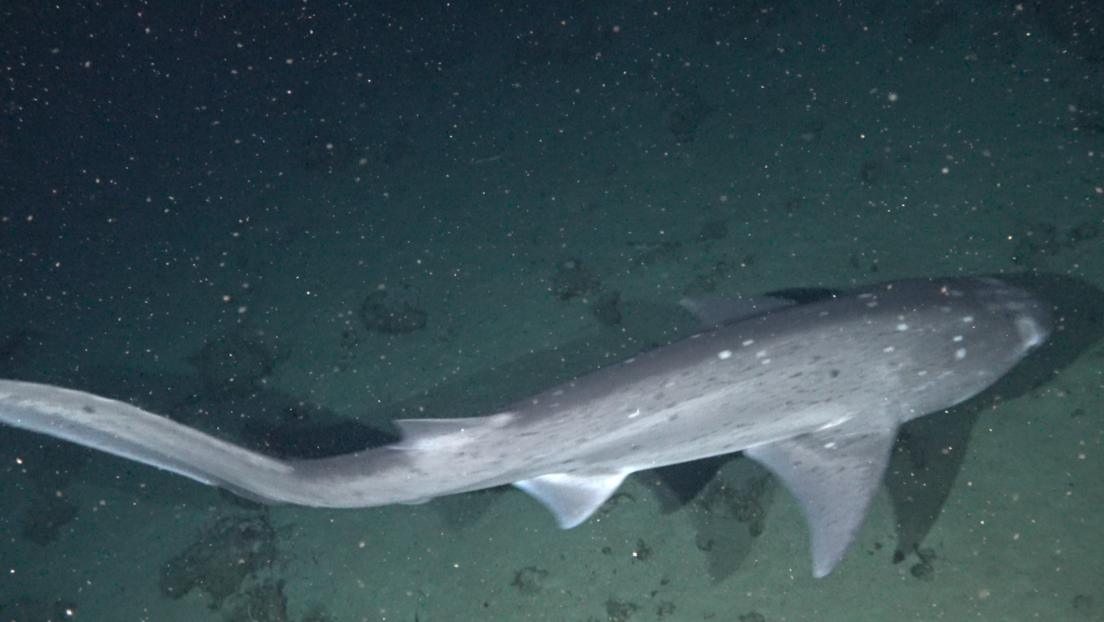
left=514, top=470, right=633, bottom=528
left=678, top=294, right=794, bottom=327
left=745, top=416, right=898, bottom=577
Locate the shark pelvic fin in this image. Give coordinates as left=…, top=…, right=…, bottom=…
left=514, top=469, right=633, bottom=529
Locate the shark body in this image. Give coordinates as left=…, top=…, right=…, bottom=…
left=0, top=277, right=1050, bottom=576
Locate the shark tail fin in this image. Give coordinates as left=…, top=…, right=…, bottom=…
left=0, top=380, right=295, bottom=503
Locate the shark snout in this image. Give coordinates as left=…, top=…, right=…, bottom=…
left=1015, top=311, right=1050, bottom=352
left=980, top=279, right=1053, bottom=352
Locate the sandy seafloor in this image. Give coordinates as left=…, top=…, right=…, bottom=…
left=0, top=0, right=1102, bottom=620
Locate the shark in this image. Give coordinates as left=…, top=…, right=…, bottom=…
left=0, top=276, right=1051, bottom=576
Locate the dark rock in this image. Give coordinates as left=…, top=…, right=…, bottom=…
left=1012, top=222, right=1063, bottom=267
left=20, top=493, right=78, bottom=546
left=1069, top=221, right=1102, bottom=244
left=593, top=291, right=622, bottom=327
left=360, top=289, right=428, bottom=335
left=908, top=5, right=958, bottom=46
left=510, top=567, right=549, bottom=595
left=860, top=159, right=884, bottom=185
left=226, top=580, right=289, bottom=622
left=303, top=131, right=360, bottom=173
left=970, top=22, right=1019, bottom=65
left=0, top=597, right=78, bottom=622
left=1072, top=593, right=1094, bottom=614
left=160, top=514, right=278, bottom=608
left=667, top=90, right=713, bottom=144
left=697, top=473, right=772, bottom=538
left=606, top=599, right=639, bottom=622
left=697, top=219, right=728, bottom=241
left=189, top=328, right=286, bottom=394
left=552, top=259, right=600, bottom=300
left=1034, top=0, right=1104, bottom=63
left=910, top=561, right=935, bottom=581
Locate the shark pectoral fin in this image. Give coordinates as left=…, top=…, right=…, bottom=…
left=514, top=470, right=633, bottom=529
left=745, top=418, right=899, bottom=578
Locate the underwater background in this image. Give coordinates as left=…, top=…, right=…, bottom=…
left=1, top=0, right=1102, bottom=620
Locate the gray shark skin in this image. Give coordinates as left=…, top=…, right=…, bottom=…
left=0, top=277, right=1051, bottom=577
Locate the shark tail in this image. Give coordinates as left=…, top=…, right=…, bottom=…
left=0, top=379, right=297, bottom=503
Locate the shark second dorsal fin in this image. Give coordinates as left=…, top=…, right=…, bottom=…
left=392, top=413, right=515, bottom=451
left=744, top=416, right=898, bottom=577
left=514, top=470, right=634, bottom=528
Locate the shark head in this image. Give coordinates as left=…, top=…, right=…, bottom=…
left=882, top=277, right=1052, bottom=422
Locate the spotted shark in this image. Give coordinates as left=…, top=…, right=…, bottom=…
left=0, top=277, right=1050, bottom=576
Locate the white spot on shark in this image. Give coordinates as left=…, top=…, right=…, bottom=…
left=489, top=413, right=515, bottom=427
left=718, top=350, right=733, bottom=359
